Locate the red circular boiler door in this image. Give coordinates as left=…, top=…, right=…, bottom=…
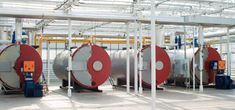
left=192, top=47, right=221, bottom=84
left=71, top=44, right=111, bottom=89
left=14, top=44, right=43, bottom=83
left=142, top=45, right=171, bottom=86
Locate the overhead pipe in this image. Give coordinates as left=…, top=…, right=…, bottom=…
left=34, top=36, right=151, bottom=44
left=2, top=7, right=235, bottom=26
left=35, top=34, right=151, bottom=39
left=204, top=29, right=235, bottom=38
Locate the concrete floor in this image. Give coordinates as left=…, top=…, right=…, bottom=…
left=1, top=83, right=235, bottom=110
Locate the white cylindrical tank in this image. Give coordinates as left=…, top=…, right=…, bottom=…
left=167, top=47, right=221, bottom=85
left=53, top=44, right=111, bottom=89
left=110, top=45, right=171, bottom=87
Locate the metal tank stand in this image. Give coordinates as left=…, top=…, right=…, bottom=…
left=73, top=82, right=102, bottom=93
left=60, top=80, right=102, bottom=92
left=1, top=84, right=22, bottom=95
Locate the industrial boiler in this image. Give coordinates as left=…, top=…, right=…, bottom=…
left=167, top=47, right=221, bottom=86
left=0, top=44, right=43, bottom=90
left=110, top=45, right=171, bottom=87
left=53, top=43, right=111, bottom=91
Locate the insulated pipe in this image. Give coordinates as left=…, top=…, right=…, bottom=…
left=204, top=29, right=235, bottom=38
left=0, top=44, right=42, bottom=89
left=110, top=45, right=171, bottom=87
left=35, top=37, right=151, bottom=44
left=156, top=25, right=164, bottom=47
left=15, top=18, right=22, bottom=43
left=167, top=47, right=221, bottom=85
left=53, top=44, right=111, bottom=89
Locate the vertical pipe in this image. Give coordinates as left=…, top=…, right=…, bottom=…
left=38, top=28, right=43, bottom=56
left=126, top=22, right=130, bottom=94
left=67, top=18, right=72, bottom=97
left=219, top=37, right=223, bottom=55
left=15, top=18, right=23, bottom=43
left=199, top=25, right=204, bottom=92
left=28, top=31, right=32, bottom=45
left=34, top=35, right=37, bottom=45
left=30, top=31, right=35, bottom=46
left=183, top=26, right=189, bottom=86
left=184, top=26, right=186, bottom=59
left=192, top=27, right=196, bottom=91
left=47, top=41, right=50, bottom=86
left=28, top=31, right=35, bottom=46
left=226, top=28, right=231, bottom=76
left=10, top=25, right=14, bottom=43
left=134, top=20, right=138, bottom=95
left=151, top=0, right=156, bottom=109
left=138, top=22, right=143, bottom=94
left=156, top=26, right=163, bottom=46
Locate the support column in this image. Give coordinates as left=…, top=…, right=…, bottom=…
left=47, top=41, right=51, bottom=86
left=226, top=28, right=231, bottom=76
left=192, top=27, right=196, bottom=91
left=151, top=0, right=156, bottom=109
left=67, top=18, right=72, bottom=97
left=138, top=22, right=143, bottom=94
left=199, top=25, right=204, bottom=92
left=126, top=22, right=130, bottom=94
left=134, top=20, right=138, bottom=95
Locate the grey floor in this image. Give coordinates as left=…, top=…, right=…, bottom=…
left=1, top=83, right=235, bottom=110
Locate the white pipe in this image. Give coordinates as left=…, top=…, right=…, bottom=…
left=204, top=29, right=235, bottom=38
left=138, top=22, right=143, bottom=94
left=226, top=28, right=231, bottom=76
left=28, top=31, right=32, bottom=45
left=151, top=0, right=156, bottom=109
left=15, top=18, right=22, bottom=43
left=184, top=26, right=187, bottom=60
left=156, top=26, right=163, bottom=47
left=39, top=27, right=43, bottom=82
left=134, top=19, right=138, bottom=95
left=0, top=40, right=11, bottom=44
left=199, top=26, right=204, bottom=92
left=184, top=26, right=189, bottom=86
left=47, top=41, right=50, bottom=86
left=28, top=31, right=35, bottom=45
left=192, top=27, right=196, bottom=91
left=220, top=37, right=223, bottom=55
left=126, top=22, right=130, bottom=94
left=67, top=18, right=72, bottom=97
